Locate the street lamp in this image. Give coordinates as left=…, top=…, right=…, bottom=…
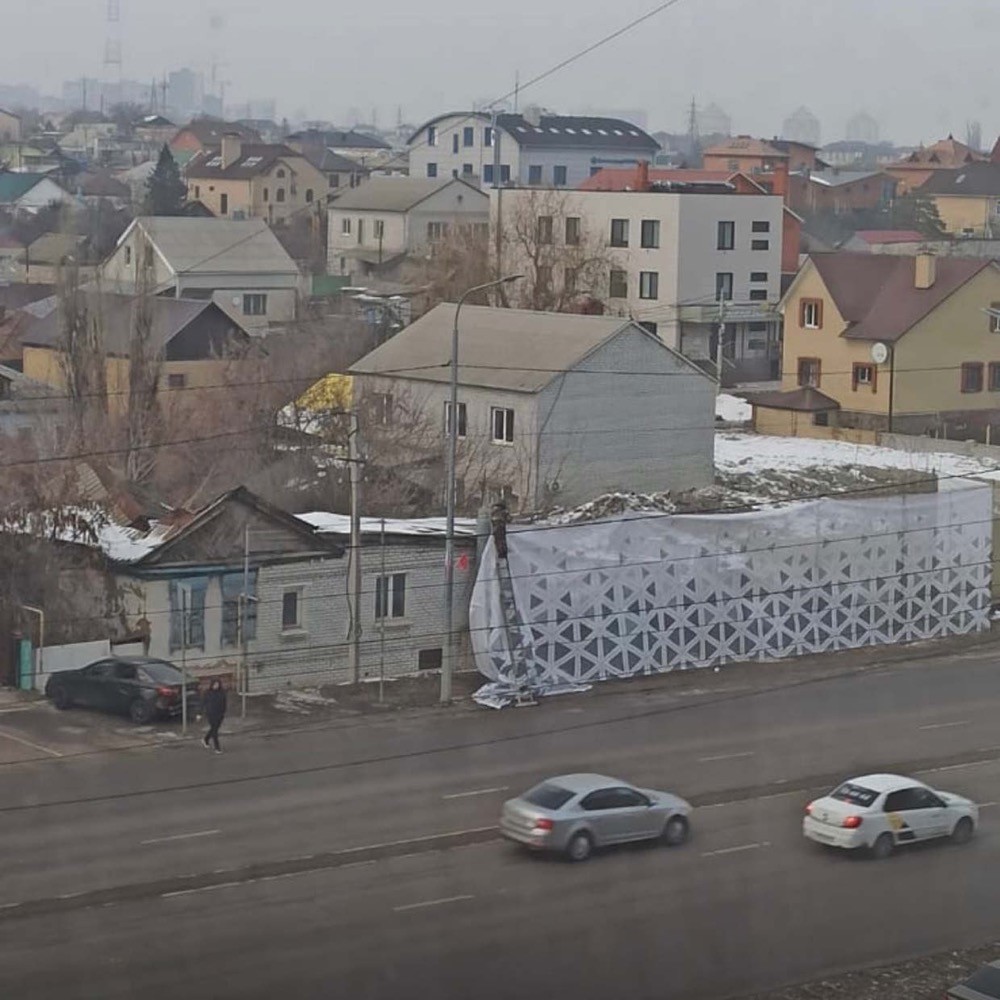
left=441, top=274, right=523, bottom=703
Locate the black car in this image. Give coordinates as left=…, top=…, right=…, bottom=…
left=45, top=656, right=199, bottom=724
left=948, top=961, right=1000, bottom=999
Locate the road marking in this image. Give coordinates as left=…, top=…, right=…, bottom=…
left=392, top=894, right=475, bottom=913
left=980, top=802, right=997, bottom=809
left=702, top=841, right=770, bottom=858
left=698, top=752, right=754, bottom=763
left=442, top=786, right=509, bottom=800
left=0, top=728, right=63, bottom=758
left=918, top=760, right=992, bottom=775
left=141, top=829, right=221, bottom=846
left=919, top=720, right=970, bottom=731
left=162, top=881, right=244, bottom=899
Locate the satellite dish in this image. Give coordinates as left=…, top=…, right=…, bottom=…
left=870, top=342, right=889, bottom=365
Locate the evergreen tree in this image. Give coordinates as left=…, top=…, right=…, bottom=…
left=143, top=145, right=187, bottom=216
left=890, top=193, right=948, bottom=239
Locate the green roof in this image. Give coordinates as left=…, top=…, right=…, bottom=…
left=0, top=172, right=48, bottom=204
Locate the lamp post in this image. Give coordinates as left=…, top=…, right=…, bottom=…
left=441, top=274, right=523, bottom=703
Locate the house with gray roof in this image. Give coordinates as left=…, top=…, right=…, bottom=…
left=349, top=303, right=715, bottom=509
left=327, top=176, right=488, bottom=282
left=100, top=216, right=304, bottom=331
left=0, top=362, right=63, bottom=437
left=0, top=171, right=74, bottom=214
left=406, top=109, right=660, bottom=190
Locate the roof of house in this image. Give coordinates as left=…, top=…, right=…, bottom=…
left=805, top=252, right=994, bottom=343
left=22, top=296, right=249, bottom=356
left=27, top=231, right=87, bottom=264
left=349, top=304, right=701, bottom=393
left=918, top=161, right=1000, bottom=197
left=75, top=169, right=130, bottom=198
left=703, top=136, right=787, bottom=159
left=299, top=512, right=478, bottom=539
left=748, top=386, right=840, bottom=412
left=771, top=137, right=820, bottom=153
left=172, top=118, right=261, bottom=146
left=303, top=147, right=365, bottom=174
left=808, top=169, right=887, bottom=187
left=184, top=143, right=307, bottom=180
left=121, top=217, right=300, bottom=276
left=851, top=229, right=926, bottom=245
left=287, top=128, right=390, bottom=151
left=0, top=362, right=60, bottom=407
left=136, top=114, right=175, bottom=128
left=0, top=108, right=21, bottom=120
left=894, top=136, right=985, bottom=168
left=578, top=166, right=763, bottom=192
left=330, top=175, right=483, bottom=213
left=0, top=171, right=53, bottom=203
left=0, top=282, right=57, bottom=311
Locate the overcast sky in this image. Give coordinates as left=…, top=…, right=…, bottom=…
left=7, top=0, right=1000, bottom=145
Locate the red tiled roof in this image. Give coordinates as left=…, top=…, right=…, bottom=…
left=809, top=252, right=994, bottom=343
left=853, top=230, right=925, bottom=244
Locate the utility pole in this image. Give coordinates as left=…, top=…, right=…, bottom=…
left=715, top=293, right=727, bottom=385
left=378, top=517, right=386, bottom=704
left=492, top=110, right=503, bottom=277
left=240, top=524, right=250, bottom=719
left=180, top=589, right=189, bottom=736
left=347, top=410, right=363, bottom=683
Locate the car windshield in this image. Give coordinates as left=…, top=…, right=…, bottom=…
left=137, top=662, right=182, bottom=684
left=523, top=783, right=575, bottom=810
left=830, top=783, right=879, bottom=807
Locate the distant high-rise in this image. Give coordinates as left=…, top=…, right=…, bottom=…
left=167, top=68, right=202, bottom=118
left=698, top=102, right=731, bottom=137
left=845, top=111, right=880, bottom=144
left=782, top=106, right=821, bottom=146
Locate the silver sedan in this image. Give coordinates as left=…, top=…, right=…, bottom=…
left=500, top=773, right=692, bottom=862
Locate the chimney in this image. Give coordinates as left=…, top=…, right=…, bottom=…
left=771, top=159, right=789, bottom=200
left=915, top=249, right=937, bottom=289
left=221, top=132, right=242, bottom=169
left=636, top=160, right=650, bottom=192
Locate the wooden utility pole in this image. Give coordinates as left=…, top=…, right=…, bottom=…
left=347, top=411, right=363, bottom=683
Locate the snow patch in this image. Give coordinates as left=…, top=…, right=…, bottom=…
left=715, top=393, right=752, bottom=423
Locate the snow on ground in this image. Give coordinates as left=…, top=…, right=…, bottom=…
left=715, top=393, right=752, bottom=423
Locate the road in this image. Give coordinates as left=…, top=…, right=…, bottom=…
left=2, top=641, right=1000, bottom=999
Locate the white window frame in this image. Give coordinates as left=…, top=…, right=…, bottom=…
left=803, top=300, right=821, bottom=329
left=639, top=271, right=659, bottom=300
left=341, top=217, right=352, bottom=235
left=444, top=400, right=467, bottom=439
left=375, top=572, right=406, bottom=620
left=640, top=219, right=660, bottom=249
left=490, top=406, right=515, bottom=444
left=281, top=587, right=304, bottom=633
left=243, top=293, right=267, bottom=316
left=373, top=219, right=385, bottom=240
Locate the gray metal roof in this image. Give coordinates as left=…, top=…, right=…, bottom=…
left=127, top=217, right=300, bottom=276
left=808, top=169, right=887, bottom=187
left=330, top=176, right=483, bottom=213
left=350, top=304, right=642, bottom=393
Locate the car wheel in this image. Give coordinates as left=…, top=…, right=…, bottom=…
left=566, top=831, right=593, bottom=863
left=951, top=817, right=974, bottom=846
left=129, top=699, right=153, bottom=725
left=661, top=815, right=689, bottom=847
left=870, top=832, right=894, bottom=860
left=51, top=685, right=72, bottom=710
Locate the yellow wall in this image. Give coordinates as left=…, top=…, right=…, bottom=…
left=894, top=263, right=1000, bottom=414
left=752, top=404, right=876, bottom=443
left=781, top=263, right=890, bottom=414
left=929, top=195, right=994, bottom=236
left=188, top=156, right=327, bottom=222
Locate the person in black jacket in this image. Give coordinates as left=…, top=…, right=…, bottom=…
left=202, top=678, right=227, bottom=754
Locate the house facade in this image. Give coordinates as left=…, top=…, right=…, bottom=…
left=0, top=172, right=74, bottom=214
left=494, top=182, right=786, bottom=382
left=407, top=110, right=660, bottom=190
left=918, top=162, right=1000, bottom=237
left=885, top=136, right=986, bottom=195
left=776, top=251, right=1000, bottom=438
left=350, top=304, right=716, bottom=510
left=169, top=118, right=261, bottom=165
left=788, top=169, right=896, bottom=215
left=0, top=108, right=21, bottom=142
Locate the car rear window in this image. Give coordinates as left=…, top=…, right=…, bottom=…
left=524, top=783, right=575, bottom=810
left=138, top=662, right=182, bottom=684
left=830, top=783, right=879, bottom=807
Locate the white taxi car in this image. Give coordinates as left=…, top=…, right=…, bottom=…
left=803, top=773, right=978, bottom=859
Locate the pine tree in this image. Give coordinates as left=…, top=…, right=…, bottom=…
left=143, top=145, right=187, bottom=216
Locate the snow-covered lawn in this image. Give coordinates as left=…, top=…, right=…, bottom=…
left=715, top=393, right=752, bottom=423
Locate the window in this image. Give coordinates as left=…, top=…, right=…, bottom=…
left=373, top=219, right=385, bottom=240
left=524, top=782, right=575, bottom=810
left=749, top=289, right=768, bottom=301
left=373, top=392, right=393, bottom=426
left=565, top=216, right=581, bottom=245
left=537, top=215, right=553, bottom=244
left=276, top=168, right=286, bottom=178
left=426, top=162, right=438, bottom=178
left=330, top=173, right=340, bottom=188
left=427, top=125, right=437, bottom=146
left=500, top=164, right=511, bottom=184
left=990, top=362, right=1000, bottom=391
left=751, top=238, right=769, bottom=250
left=194, top=186, right=200, bottom=199
left=752, top=221, right=771, bottom=233
left=715, top=272, right=734, bottom=301
left=797, top=357, right=821, bottom=387
left=609, top=269, right=628, bottom=298
left=639, top=271, right=659, bottom=299
left=167, top=373, right=187, bottom=389
left=749, top=321, right=767, bottom=332
left=717, top=220, right=735, bottom=250
left=418, top=648, right=443, bottom=671
left=281, top=590, right=302, bottom=631
left=639, top=320, right=658, bottom=335
left=751, top=271, right=768, bottom=283
left=800, top=298, right=823, bottom=329
left=884, top=787, right=930, bottom=813
left=813, top=411, right=829, bottom=427
left=462, top=163, right=473, bottom=176
left=961, top=362, right=984, bottom=393
left=444, top=400, right=467, bottom=438
left=263, top=187, right=270, bottom=202
left=219, top=193, right=228, bottom=214
left=553, top=165, right=567, bottom=186
left=563, top=267, right=577, bottom=295
left=341, top=217, right=352, bottom=235
left=305, top=188, right=314, bottom=203
left=276, top=187, right=286, bottom=202
left=528, top=164, right=543, bottom=185
left=483, top=164, right=494, bottom=184
left=852, top=363, right=876, bottom=392
left=124, top=246, right=132, bottom=265
left=491, top=406, right=515, bottom=443
left=483, top=127, right=493, bottom=147
left=243, top=293, right=267, bottom=316
left=990, top=304, right=1000, bottom=332
left=536, top=264, right=553, bottom=291
left=832, top=783, right=879, bottom=807
left=427, top=221, right=449, bottom=241
left=375, top=573, right=406, bottom=619
left=168, top=579, right=207, bottom=651
left=640, top=219, right=660, bottom=248
left=463, top=126, right=474, bottom=147
left=452, top=133, right=459, bottom=153
left=221, top=570, right=258, bottom=646
left=610, top=218, right=629, bottom=247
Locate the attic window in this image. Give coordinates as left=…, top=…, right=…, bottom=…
left=597, top=129, right=608, bottom=136
left=242, top=156, right=263, bottom=167
left=516, top=126, right=527, bottom=133
left=629, top=130, right=640, bottom=137
left=613, top=129, right=623, bottom=136
left=205, top=156, right=222, bottom=167
left=548, top=127, right=559, bottom=134
left=581, top=128, right=592, bottom=135
left=565, top=128, right=576, bottom=134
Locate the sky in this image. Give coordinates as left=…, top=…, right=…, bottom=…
left=7, top=0, right=1000, bottom=145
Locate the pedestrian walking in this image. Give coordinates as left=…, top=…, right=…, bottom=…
left=202, top=678, right=227, bottom=754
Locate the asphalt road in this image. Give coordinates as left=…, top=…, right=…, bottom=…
left=3, top=640, right=1000, bottom=999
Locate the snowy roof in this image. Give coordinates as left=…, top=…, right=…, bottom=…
left=299, top=512, right=478, bottom=538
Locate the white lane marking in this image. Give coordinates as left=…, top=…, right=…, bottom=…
left=392, top=894, right=475, bottom=913
left=919, top=720, right=970, bottom=731
left=918, top=760, right=992, bottom=775
left=980, top=802, right=997, bottom=809
left=0, top=727, right=63, bottom=758
left=698, top=752, right=754, bottom=763
left=162, top=881, right=244, bottom=899
left=702, top=841, right=770, bottom=858
left=442, top=786, right=509, bottom=800
left=141, top=829, right=221, bottom=846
